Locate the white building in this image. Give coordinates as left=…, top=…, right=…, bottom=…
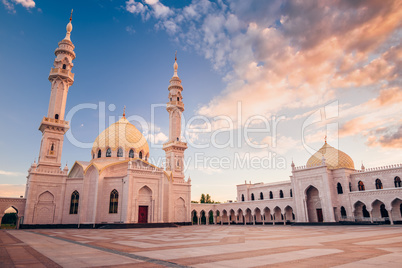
left=191, top=142, right=402, bottom=225
left=1, top=14, right=401, bottom=227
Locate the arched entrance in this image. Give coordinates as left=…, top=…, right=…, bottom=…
left=391, top=198, right=402, bottom=222
left=34, top=191, right=55, bottom=224
left=229, top=209, right=236, bottom=224
left=306, top=186, right=323, bottom=222
left=371, top=200, right=389, bottom=223
left=138, top=186, right=152, bottom=223
left=174, top=197, right=186, bottom=222
left=1, top=207, right=18, bottom=229
left=254, top=208, right=262, bottom=224
left=237, top=209, right=244, bottom=224
left=208, top=210, right=214, bottom=224
left=192, top=210, right=198, bottom=225
left=200, top=210, right=206, bottom=224
left=273, top=206, right=283, bottom=224
left=353, top=201, right=370, bottom=221
left=284, top=206, right=294, bottom=223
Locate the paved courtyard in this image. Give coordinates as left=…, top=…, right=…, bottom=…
left=1, top=225, right=402, bottom=267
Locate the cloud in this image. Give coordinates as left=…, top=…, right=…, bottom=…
left=2, top=0, right=35, bottom=13
left=126, top=0, right=402, bottom=146
left=0, top=170, right=25, bottom=176
left=366, top=125, right=402, bottom=148
left=147, top=131, right=168, bottom=144
left=125, top=25, right=136, bottom=35
left=0, top=184, right=25, bottom=198
left=125, top=0, right=172, bottom=20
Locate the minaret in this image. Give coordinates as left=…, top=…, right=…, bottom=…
left=37, top=11, right=75, bottom=170
left=163, top=53, right=187, bottom=180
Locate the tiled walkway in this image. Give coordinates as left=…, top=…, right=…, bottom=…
left=2, top=225, right=402, bottom=267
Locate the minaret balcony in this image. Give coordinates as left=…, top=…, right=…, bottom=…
left=49, top=67, right=75, bottom=81
left=39, top=116, right=70, bottom=133
left=167, top=101, right=184, bottom=110
left=163, top=140, right=188, bottom=150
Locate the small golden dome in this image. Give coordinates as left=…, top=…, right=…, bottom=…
left=92, top=117, right=149, bottom=156
left=306, top=142, right=354, bottom=169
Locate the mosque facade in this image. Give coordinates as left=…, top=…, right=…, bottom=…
left=0, top=16, right=401, bottom=227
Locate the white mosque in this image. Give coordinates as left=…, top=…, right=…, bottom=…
left=0, top=15, right=401, bottom=227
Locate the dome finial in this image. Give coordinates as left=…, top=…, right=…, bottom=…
left=173, top=51, right=178, bottom=77
left=123, top=105, right=126, bottom=118
left=324, top=135, right=327, bottom=143
left=70, top=9, right=73, bottom=22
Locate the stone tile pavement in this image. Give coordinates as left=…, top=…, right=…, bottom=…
left=1, top=225, right=402, bottom=267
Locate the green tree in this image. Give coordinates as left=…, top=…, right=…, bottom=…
left=200, top=193, right=206, bottom=203
left=200, top=193, right=214, bottom=203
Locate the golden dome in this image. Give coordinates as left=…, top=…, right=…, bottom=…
left=306, top=142, right=354, bottom=169
left=92, top=117, right=149, bottom=156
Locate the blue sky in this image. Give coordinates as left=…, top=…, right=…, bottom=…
left=0, top=0, right=401, bottom=202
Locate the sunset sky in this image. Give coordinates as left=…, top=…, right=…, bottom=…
left=0, top=0, right=401, bottom=202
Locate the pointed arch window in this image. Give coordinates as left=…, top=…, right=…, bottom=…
left=269, top=191, right=273, bottom=199
left=69, top=190, right=79, bottom=214
left=106, top=148, right=111, bottom=157
left=375, top=179, right=383, bottom=189
left=260, top=192, right=264, bottom=200
left=62, top=64, right=66, bottom=69
left=349, top=182, right=352, bottom=192
left=55, top=114, right=59, bottom=120
left=241, top=194, right=244, bottom=202
left=139, top=151, right=143, bottom=159
left=395, top=176, right=401, bottom=188
left=117, top=147, right=123, bottom=157
left=337, top=183, right=343, bottom=194
left=109, top=189, right=119, bottom=214
left=279, top=190, right=284, bottom=198
left=251, top=193, right=255, bottom=201
left=98, top=149, right=102, bottom=158
left=129, top=149, right=134, bottom=158
left=290, top=189, right=293, bottom=197
left=358, top=181, right=365, bottom=191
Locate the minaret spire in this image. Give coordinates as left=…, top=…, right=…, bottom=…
left=37, top=12, right=76, bottom=169
left=163, top=52, right=187, bottom=181
left=64, top=9, right=73, bottom=41
left=173, top=51, right=178, bottom=77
